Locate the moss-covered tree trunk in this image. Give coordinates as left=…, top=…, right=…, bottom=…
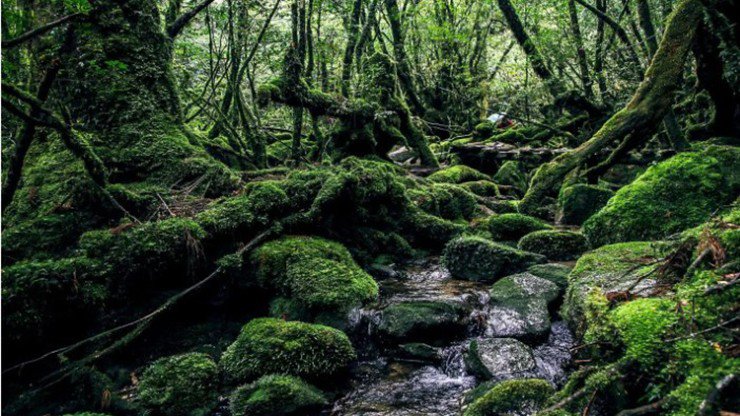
left=519, top=0, right=704, bottom=215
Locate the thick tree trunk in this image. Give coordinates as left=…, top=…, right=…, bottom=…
left=341, top=0, right=363, bottom=96
left=520, top=0, right=704, bottom=214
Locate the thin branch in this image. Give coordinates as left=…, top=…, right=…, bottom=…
left=2, top=13, right=82, bottom=49
left=167, top=0, right=218, bottom=38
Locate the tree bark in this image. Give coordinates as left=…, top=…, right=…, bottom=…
left=568, top=0, right=593, bottom=97
left=341, top=0, right=363, bottom=96
left=520, top=0, right=704, bottom=214
left=384, top=0, right=425, bottom=115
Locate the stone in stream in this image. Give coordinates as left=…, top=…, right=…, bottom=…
left=442, top=236, right=546, bottom=283
left=397, top=343, right=441, bottom=362
left=464, top=338, right=537, bottom=380
left=486, top=272, right=561, bottom=340
left=517, top=230, right=589, bottom=261
left=377, top=300, right=469, bottom=342
left=527, top=263, right=573, bottom=289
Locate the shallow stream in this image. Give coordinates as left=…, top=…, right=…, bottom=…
left=330, top=258, right=575, bottom=416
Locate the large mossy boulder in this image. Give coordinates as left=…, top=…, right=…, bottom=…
left=527, top=263, right=573, bottom=289
left=377, top=300, right=469, bottom=342
left=408, top=183, right=479, bottom=221
left=562, top=241, right=671, bottom=337
left=583, top=146, right=740, bottom=247
left=461, top=180, right=501, bottom=197
left=487, top=272, right=560, bottom=340
left=465, top=338, right=537, bottom=380
left=557, top=184, right=614, bottom=225
left=463, top=378, right=555, bottom=416
left=442, top=236, right=546, bottom=282
left=138, top=353, right=219, bottom=416
left=220, top=318, right=356, bottom=383
left=401, top=209, right=466, bottom=248
left=517, top=230, right=588, bottom=261
left=250, top=236, right=378, bottom=324
left=486, top=213, right=552, bottom=241
left=229, top=374, right=326, bottom=416
left=427, top=165, right=490, bottom=184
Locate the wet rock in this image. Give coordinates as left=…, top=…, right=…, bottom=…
left=486, top=273, right=560, bottom=340
left=463, top=378, right=554, bottom=416
left=527, top=263, right=572, bottom=289
left=557, top=184, right=614, bottom=225
left=397, top=343, right=441, bottom=362
left=442, top=236, right=546, bottom=283
left=465, top=338, right=537, bottom=380
left=377, top=300, right=469, bottom=342
left=517, top=230, right=589, bottom=261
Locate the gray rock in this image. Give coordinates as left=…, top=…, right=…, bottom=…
left=465, top=338, right=537, bottom=380
left=486, top=273, right=561, bottom=340
left=377, top=300, right=469, bottom=341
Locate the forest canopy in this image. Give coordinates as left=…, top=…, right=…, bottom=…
left=1, top=0, right=738, bottom=415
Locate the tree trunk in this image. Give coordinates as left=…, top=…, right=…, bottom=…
left=341, top=0, right=363, bottom=96
left=568, top=0, right=593, bottom=97
left=520, top=0, right=704, bottom=214
left=384, top=0, right=425, bottom=115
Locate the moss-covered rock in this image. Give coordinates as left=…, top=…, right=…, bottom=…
left=517, top=230, right=588, bottom=261
left=427, top=165, right=490, bottom=184
left=561, top=241, right=671, bottom=337
left=402, top=209, right=466, bottom=248
left=493, top=161, right=527, bottom=192
left=408, top=183, right=479, bottom=221
left=2, top=257, right=107, bottom=351
left=461, top=180, right=501, bottom=197
left=229, top=374, right=326, bottom=416
left=527, top=263, right=573, bottom=289
left=79, top=218, right=206, bottom=289
left=220, top=318, right=355, bottom=383
left=465, top=338, right=537, bottom=380
left=397, top=343, right=441, bottom=361
left=250, top=236, right=378, bottom=323
left=377, top=301, right=469, bottom=341
left=442, top=236, right=546, bottom=282
left=463, top=378, right=554, bottom=416
left=557, top=184, right=614, bottom=226
left=486, top=213, right=552, bottom=241
left=487, top=272, right=560, bottom=339
left=611, top=298, right=678, bottom=369
left=583, top=146, right=740, bottom=247
left=138, top=352, right=219, bottom=416
left=474, top=121, right=497, bottom=139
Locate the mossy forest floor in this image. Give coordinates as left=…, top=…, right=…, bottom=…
left=2, top=138, right=738, bottom=416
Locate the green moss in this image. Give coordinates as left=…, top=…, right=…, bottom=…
left=377, top=301, right=468, bottom=340
left=557, top=184, right=614, bottom=225
left=442, top=236, right=545, bottom=282
left=138, top=352, right=219, bottom=416
left=486, top=213, right=552, bottom=241
left=61, top=413, right=113, bottom=416
left=249, top=236, right=377, bottom=321
left=229, top=374, right=326, bottom=416
left=583, top=147, right=740, bottom=247
left=562, top=241, right=670, bottom=337
left=2, top=257, right=107, bottom=349
left=461, top=180, right=501, bottom=197
left=427, top=165, right=490, bottom=184
left=527, top=263, right=573, bottom=289
left=463, top=379, right=554, bottom=416
left=474, top=121, right=497, bottom=139
left=408, top=183, right=479, bottom=220
left=493, top=161, right=527, bottom=191
left=611, top=298, right=678, bottom=369
left=401, top=209, right=466, bottom=248
left=195, top=181, right=290, bottom=238
left=79, top=218, right=206, bottom=288
left=220, top=318, right=356, bottom=383
left=517, top=230, right=588, bottom=261
left=663, top=340, right=740, bottom=415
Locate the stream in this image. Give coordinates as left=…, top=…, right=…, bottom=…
left=330, top=258, right=575, bottom=416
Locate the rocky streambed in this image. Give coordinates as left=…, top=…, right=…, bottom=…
left=331, top=258, right=575, bottom=416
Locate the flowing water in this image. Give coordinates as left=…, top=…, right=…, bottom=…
left=331, top=258, right=575, bottom=416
